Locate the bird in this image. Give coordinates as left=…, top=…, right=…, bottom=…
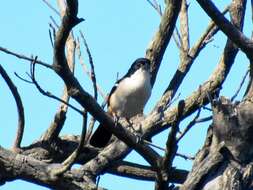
left=89, top=58, right=152, bottom=148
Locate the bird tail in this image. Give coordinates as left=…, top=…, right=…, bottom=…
left=89, top=124, right=112, bottom=148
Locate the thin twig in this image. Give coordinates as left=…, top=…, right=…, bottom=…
left=143, top=139, right=194, bottom=160
left=0, top=46, right=52, bottom=69
left=196, top=116, right=212, bottom=123
left=202, top=106, right=212, bottom=111
left=231, top=69, right=249, bottom=101
left=49, top=27, right=54, bottom=48
left=146, top=0, right=183, bottom=50
left=50, top=16, right=59, bottom=28
left=0, top=64, right=25, bottom=151
left=29, top=57, right=83, bottom=115
left=14, top=72, right=33, bottom=84
left=189, top=6, right=229, bottom=58
left=176, top=152, right=195, bottom=160
left=176, top=108, right=201, bottom=142
left=146, top=0, right=163, bottom=16
left=79, top=31, right=98, bottom=100
left=41, top=0, right=60, bottom=16
left=76, top=38, right=107, bottom=100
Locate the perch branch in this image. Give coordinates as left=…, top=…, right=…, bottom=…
left=53, top=0, right=162, bottom=168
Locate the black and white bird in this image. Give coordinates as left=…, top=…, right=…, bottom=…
left=89, top=58, right=152, bottom=148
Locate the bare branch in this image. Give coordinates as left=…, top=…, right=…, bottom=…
left=146, top=0, right=182, bottom=86
left=50, top=111, right=88, bottom=176
left=50, top=16, right=60, bottom=28
left=196, top=0, right=253, bottom=59
left=0, top=64, right=24, bottom=151
left=108, top=161, right=188, bottom=184
left=179, top=0, right=190, bottom=52
left=79, top=31, right=98, bottom=100
left=0, top=46, right=52, bottom=69
left=231, top=68, right=249, bottom=101
left=29, top=57, right=83, bottom=115
left=52, top=0, right=161, bottom=168
left=41, top=0, right=77, bottom=142
left=189, top=6, right=229, bottom=59
left=176, top=108, right=201, bottom=142
left=144, top=0, right=246, bottom=138
left=42, top=0, right=60, bottom=16
left=76, top=38, right=107, bottom=100
left=0, top=146, right=102, bottom=190
left=155, top=101, right=183, bottom=190
left=146, top=0, right=163, bottom=16
left=153, top=6, right=229, bottom=112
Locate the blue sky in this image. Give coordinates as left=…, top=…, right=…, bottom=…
left=0, top=1, right=251, bottom=189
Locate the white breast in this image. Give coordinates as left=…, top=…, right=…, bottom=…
left=109, top=68, right=151, bottom=118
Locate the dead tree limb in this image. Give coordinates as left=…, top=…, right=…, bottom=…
left=0, top=64, right=24, bottom=151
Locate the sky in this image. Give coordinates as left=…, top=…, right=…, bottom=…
left=0, top=0, right=252, bottom=190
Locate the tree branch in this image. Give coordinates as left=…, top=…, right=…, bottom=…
left=179, top=0, right=190, bottom=52
left=155, top=101, right=183, bottom=190
left=0, top=146, right=103, bottom=190
left=108, top=161, right=188, bottom=184
left=0, top=64, right=24, bottom=151
left=51, top=111, right=88, bottom=176
left=143, top=0, right=246, bottom=138
left=146, top=0, right=182, bottom=86
left=41, top=0, right=77, bottom=142
left=196, top=0, right=253, bottom=59
left=0, top=46, right=52, bottom=69
left=154, top=6, right=228, bottom=111
left=52, top=0, right=162, bottom=169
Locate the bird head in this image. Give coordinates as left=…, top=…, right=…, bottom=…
left=128, top=58, right=151, bottom=75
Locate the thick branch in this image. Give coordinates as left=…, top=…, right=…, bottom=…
left=0, top=64, right=24, bottom=150
left=154, top=6, right=228, bottom=110
left=143, top=0, right=246, bottom=138
left=41, top=0, right=76, bottom=142
left=146, top=0, right=182, bottom=86
left=196, top=0, right=253, bottom=59
left=0, top=146, right=103, bottom=190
